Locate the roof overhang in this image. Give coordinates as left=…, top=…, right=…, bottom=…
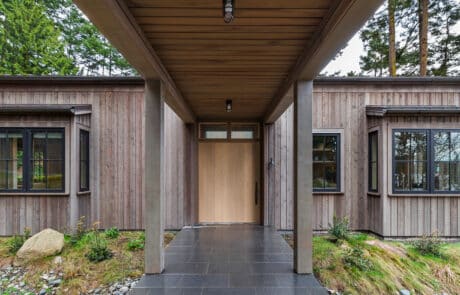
left=74, top=0, right=383, bottom=123
left=0, top=104, right=92, bottom=115
left=366, top=105, right=460, bottom=117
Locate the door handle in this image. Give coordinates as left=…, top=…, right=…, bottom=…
left=255, top=182, right=258, bottom=205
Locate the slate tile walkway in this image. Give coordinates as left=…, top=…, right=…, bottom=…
left=131, top=225, right=328, bottom=295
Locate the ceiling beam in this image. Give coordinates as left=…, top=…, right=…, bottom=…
left=73, top=0, right=196, bottom=123
left=264, top=0, right=383, bottom=123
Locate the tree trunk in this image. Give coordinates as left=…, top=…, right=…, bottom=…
left=419, top=0, right=428, bottom=76
left=388, top=0, right=397, bottom=76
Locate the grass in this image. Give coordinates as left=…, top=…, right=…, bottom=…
left=0, top=231, right=177, bottom=295
left=284, top=233, right=460, bottom=295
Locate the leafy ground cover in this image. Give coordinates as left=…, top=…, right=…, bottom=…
left=284, top=233, right=460, bottom=294
left=0, top=231, right=176, bottom=294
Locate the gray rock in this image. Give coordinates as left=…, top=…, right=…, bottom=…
left=39, top=289, right=47, bottom=295
left=400, top=290, right=411, bottom=295
left=120, top=286, right=129, bottom=294
left=50, top=279, right=62, bottom=287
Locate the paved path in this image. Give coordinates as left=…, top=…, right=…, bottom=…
left=132, top=225, right=328, bottom=295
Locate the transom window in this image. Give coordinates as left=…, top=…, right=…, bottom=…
left=0, top=128, right=65, bottom=192
left=393, top=129, right=460, bottom=193
left=199, top=123, right=259, bottom=140
left=313, top=133, right=340, bottom=192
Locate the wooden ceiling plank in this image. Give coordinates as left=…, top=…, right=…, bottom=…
left=264, top=0, right=383, bottom=123
left=141, top=25, right=318, bottom=33
left=73, top=0, right=196, bottom=123
left=136, top=17, right=322, bottom=26
left=146, top=32, right=312, bottom=40
left=127, top=0, right=332, bottom=9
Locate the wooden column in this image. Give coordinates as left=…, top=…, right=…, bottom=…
left=293, top=80, right=313, bottom=274
left=144, top=80, right=165, bottom=274
left=69, top=116, right=79, bottom=228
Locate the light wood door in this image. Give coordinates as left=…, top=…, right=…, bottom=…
left=199, top=142, right=260, bottom=223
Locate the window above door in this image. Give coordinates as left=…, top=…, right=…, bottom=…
left=199, top=123, right=259, bottom=141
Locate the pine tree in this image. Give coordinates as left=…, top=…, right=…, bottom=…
left=0, top=0, right=77, bottom=75
left=418, top=0, right=429, bottom=76
left=388, top=0, right=397, bottom=76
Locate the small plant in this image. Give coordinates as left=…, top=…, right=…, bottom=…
left=68, top=216, right=88, bottom=245
left=328, top=215, right=350, bottom=240
left=104, top=227, right=120, bottom=239
left=411, top=232, right=444, bottom=257
left=8, top=227, right=31, bottom=254
left=127, top=238, right=144, bottom=251
left=343, top=247, right=373, bottom=271
left=85, top=222, right=113, bottom=262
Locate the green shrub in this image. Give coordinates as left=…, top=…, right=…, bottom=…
left=328, top=215, right=350, bottom=240
left=127, top=238, right=144, bottom=251
left=68, top=216, right=88, bottom=246
left=8, top=227, right=31, bottom=254
left=85, top=223, right=113, bottom=262
left=411, top=232, right=444, bottom=257
left=104, top=227, right=120, bottom=239
left=343, top=247, right=373, bottom=271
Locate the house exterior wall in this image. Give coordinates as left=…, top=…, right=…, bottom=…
left=265, top=79, right=460, bottom=237
left=0, top=81, right=192, bottom=235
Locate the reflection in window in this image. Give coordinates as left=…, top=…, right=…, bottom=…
left=313, top=134, right=340, bottom=191
left=0, top=131, right=23, bottom=190
left=0, top=128, right=64, bottom=192
left=231, top=125, right=257, bottom=139
left=368, top=131, right=378, bottom=192
left=393, top=131, right=428, bottom=192
left=434, top=131, right=460, bottom=191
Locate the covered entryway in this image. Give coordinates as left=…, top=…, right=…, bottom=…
left=74, top=0, right=383, bottom=280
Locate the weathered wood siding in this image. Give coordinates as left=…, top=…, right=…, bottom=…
left=265, top=81, right=460, bottom=237
left=0, top=82, right=191, bottom=235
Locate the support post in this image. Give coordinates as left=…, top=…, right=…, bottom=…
left=293, top=80, right=313, bottom=274
left=144, top=80, right=165, bottom=274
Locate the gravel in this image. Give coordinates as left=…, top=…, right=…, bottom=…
left=0, top=265, right=140, bottom=295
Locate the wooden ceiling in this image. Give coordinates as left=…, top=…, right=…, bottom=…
left=74, top=0, right=383, bottom=123
left=125, top=0, right=332, bottom=121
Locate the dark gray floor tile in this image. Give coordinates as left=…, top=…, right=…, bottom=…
left=202, top=288, right=256, bottom=295
left=164, top=263, right=209, bottom=274
left=135, top=275, right=182, bottom=288
left=251, top=263, right=293, bottom=274
left=178, top=274, right=228, bottom=288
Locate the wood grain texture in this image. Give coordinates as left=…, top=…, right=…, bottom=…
left=198, top=142, right=260, bottom=223
left=265, top=82, right=460, bottom=237
left=0, top=83, right=191, bottom=235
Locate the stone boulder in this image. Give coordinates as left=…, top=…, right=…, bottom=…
left=16, top=229, right=64, bottom=261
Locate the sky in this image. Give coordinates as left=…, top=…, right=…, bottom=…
left=321, top=2, right=460, bottom=76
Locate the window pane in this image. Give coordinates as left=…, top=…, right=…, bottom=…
left=410, top=162, right=427, bottom=191
left=0, top=160, right=6, bottom=189
left=411, top=132, right=427, bottom=161
left=370, top=162, right=378, bottom=191
left=434, top=132, right=450, bottom=162
left=313, top=163, right=325, bottom=189
left=80, top=133, right=88, bottom=162
left=204, top=131, right=227, bottom=139
left=7, top=160, right=22, bottom=190
left=313, top=136, right=323, bottom=162
left=80, top=161, right=88, bottom=190
left=324, top=164, right=337, bottom=189
left=323, top=136, right=337, bottom=161
left=434, top=162, right=449, bottom=191
left=394, top=162, right=410, bottom=190
left=231, top=131, right=254, bottom=139
left=370, top=133, right=378, bottom=162
left=32, top=133, right=46, bottom=161
left=31, top=160, right=46, bottom=190
left=450, top=162, right=460, bottom=191
left=451, top=132, right=460, bottom=161
left=47, top=133, right=63, bottom=160
left=394, top=132, right=411, bottom=160
left=47, top=160, right=63, bottom=189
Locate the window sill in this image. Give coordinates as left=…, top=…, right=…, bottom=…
left=77, top=191, right=91, bottom=196
left=313, top=192, right=344, bottom=195
left=0, top=192, right=69, bottom=197
left=389, top=193, right=460, bottom=198
left=367, top=192, right=381, bottom=197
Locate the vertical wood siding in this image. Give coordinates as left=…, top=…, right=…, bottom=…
left=265, top=83, right=460, bottom=236
left=0, top=84, right=190, bottom=235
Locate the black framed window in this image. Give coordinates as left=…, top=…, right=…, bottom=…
left=79, top=130, right=90, bottom=192
left=0, top=128, right=64, bottom=192
left=313, top=133, right=340, bottom=192
left=392, top=129, right=460, bottom=194
left=368, top=131, right=378, bottom=192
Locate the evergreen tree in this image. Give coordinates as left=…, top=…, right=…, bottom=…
left=0, top=0, right=77, bottom=75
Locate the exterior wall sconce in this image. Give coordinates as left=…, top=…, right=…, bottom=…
left=223, top=0, right=234, bottom=23
left=226, top=99, right=232, bottom=112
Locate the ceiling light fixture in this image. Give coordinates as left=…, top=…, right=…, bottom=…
left=226, top=99, right=233, bottom=112
left=223, top=0, right=234, bottom=23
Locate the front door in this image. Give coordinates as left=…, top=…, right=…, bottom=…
left=198, top=141, right=260, bottom=223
